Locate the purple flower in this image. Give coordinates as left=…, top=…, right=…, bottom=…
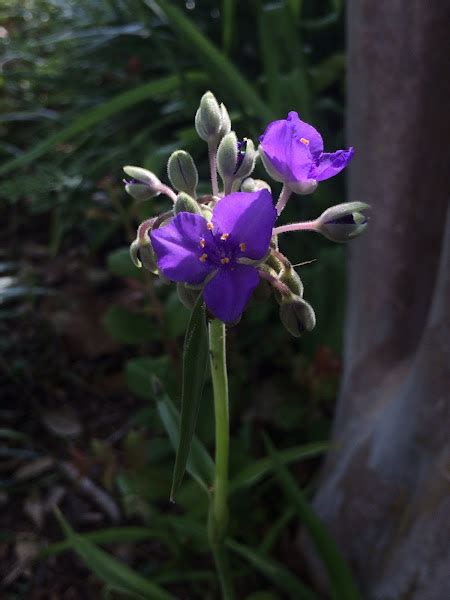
left=151, top=190, right=277, bottom=323
left=259, top=111, right=354, bottom=194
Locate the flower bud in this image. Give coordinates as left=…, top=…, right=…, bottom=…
left=218, top=134, right=256, bottom=190
left=279, top=296, right=316, bottom=337
left=218, top=103, right=231, bottom=138
left=123, top=165, right=162, bottom=201
left=174, top=192, right=202, bottom=216
left=177, top=283, right=200, bottom=310
left=129, top=235, right=158, bottom=273
left=195, top=91, right=223, bottom=142
left=317, top=202, right=369, bottom=242
left=167, top=150, right=198, bottom=196
left=240, top=177, right=272, bottom=193
left=279, top=264, right=304, bottom=297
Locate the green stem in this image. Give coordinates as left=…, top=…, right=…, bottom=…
left=208, top=318, right=234, bottom=599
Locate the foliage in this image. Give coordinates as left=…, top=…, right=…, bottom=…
left=0, top=0, right=355, bottom=597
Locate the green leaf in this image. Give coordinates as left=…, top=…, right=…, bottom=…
left=227, top=539, right=319, bottom=600
left=103, top=305, right=159, bottom=345
left=154, top=381, right=214, bottom=495
left=264, top=436, right=362, bottom=600
left=150, top=0, right=273, bottom=121
left=229, top=442, right=329, bottom=494
left=126, top=356, right=170, bottom=400
left=169, top=295, right=209, bottom=499
left=164, top=291, right=190, bottom=338
left=0, top=72, right=206, bottom=176
left=107, top=248, right=144, bottom=281
left=222, top=0, right=236, bottom=55
left=54, top=511, right=174, bottom=600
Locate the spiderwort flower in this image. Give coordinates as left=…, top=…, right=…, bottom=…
left=151, top=190, right=277, bottom=323
left=259, top=111, right=354, bottom=194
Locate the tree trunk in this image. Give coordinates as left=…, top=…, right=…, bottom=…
left=307, top=2, right=450, bottom=598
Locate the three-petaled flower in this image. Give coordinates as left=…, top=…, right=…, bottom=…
left=151, top=190, right=277, bottom=323
left=259, top=111, right=354, bottom=194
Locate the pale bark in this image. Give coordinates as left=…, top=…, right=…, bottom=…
left=307, top=2, right=450, bottom=598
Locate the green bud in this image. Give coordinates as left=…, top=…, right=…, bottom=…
left=123, top=165, right=162, bottom=201
left=167, top=150, right=198, bottom=196
left=240, top=177, right=272, bottom=193
left=217, top=132, right=238, bottom=180
left=195, top=91, right=223, bottom=142
left=218, top=103, right=231, bottom=138
left=279, top=296, right=316, bottom=337
left=129, top=235, right=158, bottom=273
left=177, top=283, right=200, bottom=310
left=174, top=192, right=202, bottom=216
left=279, top=265, right=304, bottom=297
left=317, top=202, right=370, bottom=242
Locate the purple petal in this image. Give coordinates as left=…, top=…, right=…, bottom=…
left=204, top=265, right=259, bottom=323
left=259, top=112, right=323, bottom=183
left=212, top=190, right=276, bottom=260
left=150, top=212, right=213, bottom=284
left=310, top=147, right=354, bottom=181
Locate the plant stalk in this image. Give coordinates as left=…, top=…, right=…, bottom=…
left=208, top=318, right=234, bottom=599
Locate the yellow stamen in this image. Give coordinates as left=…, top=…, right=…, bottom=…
left=221, top=257, right=230, bottom=264
left=239, top=242, right=247, bottom=252
left=220, top=233, right=229, bottom=240
left=207, top=222, right=214, bottom=230
left=300, top=137, right=309, bottom=146
left=199, top=239, right=205, bottom=248
left=199, top=253, right=208, bottom=262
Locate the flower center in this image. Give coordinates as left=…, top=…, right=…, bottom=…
left=197, top=227, right=248, bottom=269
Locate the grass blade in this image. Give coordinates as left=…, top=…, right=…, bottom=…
left=227, top=538, right=319, bottom=599
left=54, top=511, right=174, bottom=600
left=222, top=0, right=236, bottom=55
left=229, top=442, right=328, bottom=494
left=0, top=72, right=206, bottom=176
left=264, top=435, right=362, bottom=600
left=154, top=379, right=214, bottom=495
left=169, top=295, right=209, bottom=499
left=149, top=0, right=273, bottom=121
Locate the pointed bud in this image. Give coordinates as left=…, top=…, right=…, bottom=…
left=123, top=166, right=162, bottom=201
left=167, top=150, right=198, bottom=196
left=317, top=202, right=370, bottom=242
left=177, top=283, right=200, bottom=310
left=195, top=91, right=223, bottom=142
left=174, top=192, right=202, bottom=216
left=218, top=103, right=231, bottom=138
left=241, top=177, right=272, bottom=193
left=279, top=296, right=316, bottom=337
left=279, top=265, right=304, bottom=297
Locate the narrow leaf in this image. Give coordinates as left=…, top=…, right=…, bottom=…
left=0, top=72, right=206, bottom=176
left=149, top=0, right=273, bottom=121
left=54, top=511, right=174, bottom=600
left=229, top=442, right=328, bottom=494
left=264, top=436, right=362, bottom=600
left=154, top=381, right=214, bottom=494
left=227, top=538, right=319, bottom=600
left=222, top=0, right=236, bottom=55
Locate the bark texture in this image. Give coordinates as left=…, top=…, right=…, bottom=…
left=309, top=2, right=450, bottom=598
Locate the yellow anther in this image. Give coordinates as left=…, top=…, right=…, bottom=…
left=239, top=242, right=247, bottom=252
left=199, top=239, right=206, bottom=248
left=221, top=257, right=230, bottom=264
left=220, top=233, right=229, bottom=240
left=207, top=222, right=214, bottom=230
left=199, top=253, right=208, bottom=262
left=300, top=137, right=309, bottom=146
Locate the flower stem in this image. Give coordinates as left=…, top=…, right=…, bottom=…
left=208, top=140, right=220, bottom=197
left=275, top=184, right=292, bottom=215
left=273, top=219, right=318, bottom=236
left=208, top=318, right=234, bottom=599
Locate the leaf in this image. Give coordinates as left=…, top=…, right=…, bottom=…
left=164, top=291, right=190, bottom=338
left=227, top=539, right=319, bottom=600
left=229, top=442, right=329, bottom=494
left=0, top=72, right=206, bottom=176
left=126, top=356, right=170, bottom=400
left=54, top=511, right=174, bottom=600
left=103, top=305, right=158, bottom=345
left=222, top=0, right=236, bottom=55
left=107, top=248, right=144, bottom=281
left=150, top=0, right=273, bottom=121
left=264, top=436, right=362, bottom=600
left=167, top=295, right=209, bottom=499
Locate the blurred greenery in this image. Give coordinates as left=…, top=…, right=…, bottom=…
left=0, top=0, right=354, bottom=597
